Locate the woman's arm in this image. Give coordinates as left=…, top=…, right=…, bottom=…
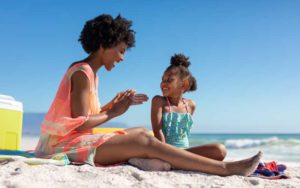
left=99, top=102, right=113, bottom=112
left=70, top=71, right=118, bottom=131
left=99, top=91, right=125, bottom=112
left=100, top=92, right=148, bottom=113
left=151, top=96, right=166, bottom=142
left=71, top=71, right=133, bottom=131
left=71, top=71, right=148, bottom=131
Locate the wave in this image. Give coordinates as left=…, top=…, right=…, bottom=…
left=224, top=137, right=300, bottom=149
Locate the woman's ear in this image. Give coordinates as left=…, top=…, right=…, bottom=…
left=182, top=79, right=190, bottom=91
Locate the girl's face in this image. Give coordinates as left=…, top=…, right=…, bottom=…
left=102, top=42, right=127, bottom=71
left=160, top=70, right=184, bottom=97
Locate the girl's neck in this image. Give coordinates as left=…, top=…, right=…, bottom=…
left=167, top=95, right=183, bottom=106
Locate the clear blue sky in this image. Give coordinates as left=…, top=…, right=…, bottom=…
left=1, top=0, right=299, bottom=133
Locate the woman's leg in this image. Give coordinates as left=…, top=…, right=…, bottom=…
left=95, top=131, right=262, bottom=176
left=124, top=129, right=225, bottom=168
left=123, top=127, right=171, bottom=171
left=123, top=127, right=151, bottom=134
left=186, top=144, right=227, bottom=161
left=125, top=128, right=227, bottom=161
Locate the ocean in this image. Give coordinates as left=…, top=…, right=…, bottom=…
left=189, top=133, right=300, bottom=167
left=23, top=113, right=300, bottom=167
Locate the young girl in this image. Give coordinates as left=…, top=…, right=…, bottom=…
left=151, top=53, right=228, bottom=161
left=35, top=14, right=262, bottom=177
left=152, top=53, right=196, bottom=149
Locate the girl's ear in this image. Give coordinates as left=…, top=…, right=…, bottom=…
left=182, top=79, right=189, bottom=91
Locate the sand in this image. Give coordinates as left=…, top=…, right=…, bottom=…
left=1, top=136, right=298, bottom=187
left=0, top=160, right=300, bottom=188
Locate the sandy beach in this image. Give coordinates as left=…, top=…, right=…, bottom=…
left=0, top=136, right=298, bottom=187
left=0, top=160, right=300, bottom=188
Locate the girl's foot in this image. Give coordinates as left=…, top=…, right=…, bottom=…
left=128, top=158, right=171, bottom=171
left=225, top=151, right=263, bottom=176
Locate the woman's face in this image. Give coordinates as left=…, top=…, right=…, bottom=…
left=160, top=70, right=183, bottom=97
left=102, top=42, right=127, bottom=71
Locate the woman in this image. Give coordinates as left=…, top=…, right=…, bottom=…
left=35, top=14, right=261, bottom=176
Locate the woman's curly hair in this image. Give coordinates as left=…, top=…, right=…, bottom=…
left=78, top=14, right=135, bottom=53
left=166, top=53, right=197, bottom=92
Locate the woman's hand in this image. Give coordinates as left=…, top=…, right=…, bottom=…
left=129, top=93, right=149, bottom=105
left=101, top=90, right=132, bottom=111
left=111, top=90, right=148, bottom=107
left=109, top=89, right=148, bottom=116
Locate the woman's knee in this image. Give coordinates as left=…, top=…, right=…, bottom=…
left=124, top=127, right=149, bottom=134
left=215, top=144, right=227, bottom=161
left=135, top=127, right=149, bottom=134
left=132, top=131, right=157, bottom=148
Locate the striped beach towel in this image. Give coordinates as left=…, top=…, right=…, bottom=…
left=0, top=150, right=69, bottom=166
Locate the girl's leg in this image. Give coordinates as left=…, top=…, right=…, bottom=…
left=186, top=144, right=227, bottom=161
left=95, top=131, right=262, bottom=176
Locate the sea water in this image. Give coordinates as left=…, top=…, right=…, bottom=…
left=189, top=133, right=300, bottom=167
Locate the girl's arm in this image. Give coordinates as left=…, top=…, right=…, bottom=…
left=189, top=99, right=196, bottom=115
left=151, top=96, right=166, bottom=142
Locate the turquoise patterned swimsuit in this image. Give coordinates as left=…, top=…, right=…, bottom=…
left=162, top=97, right=194, bottom=149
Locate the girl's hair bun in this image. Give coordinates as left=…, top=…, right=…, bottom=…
left=188, top=75, right=197, bottom=92
left=170, top=53, right=191, bottom=67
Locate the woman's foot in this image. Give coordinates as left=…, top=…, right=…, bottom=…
left=128, top=158, right=171, bottom=171
left=225, top=151, right=263, bottom=176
